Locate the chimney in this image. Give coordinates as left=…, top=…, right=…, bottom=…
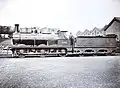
left=15, top=24, right=19, bottom=33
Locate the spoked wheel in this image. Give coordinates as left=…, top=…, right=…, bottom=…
left=18, top=49, right=25, bottom=58
left=40, top=49, right=45, bottom=57
left=59, top=49, right=67, bottom=57
left=12, top=50, right=18, bottom=58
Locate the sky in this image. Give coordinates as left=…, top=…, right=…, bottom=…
left=0, top=0, right=120, bottom=35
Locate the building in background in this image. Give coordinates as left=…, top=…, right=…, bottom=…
left=104, top=17, right=120, bottom=52
left=76, top=27, right=104, bottom=37
left=82, top=29, right=90, bottom=36
left=0, top=25, right=14, bottom=38
left=104, top=17, right=120, bottom=41
left=76, top=30, right=82, bottom=36
left=90, top=27, right=103, bottom=36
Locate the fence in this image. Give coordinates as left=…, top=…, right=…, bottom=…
left=0, top=46, right=12, bottom=57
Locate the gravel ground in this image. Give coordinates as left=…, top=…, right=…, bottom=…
left=0, top=56, right=120, bottom=88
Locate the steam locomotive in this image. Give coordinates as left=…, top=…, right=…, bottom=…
left=10, top=24, right=117, bottom=57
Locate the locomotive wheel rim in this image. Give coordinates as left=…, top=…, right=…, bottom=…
left=61, top=49, right=66, bottom=53
left=59, top=53, right=67, bottom=57
left=19, top=49, right=24, bottom=54
left=40, top=54, right=45, bottom=57
left=19, top=54, right=25, bottom=58
left=40, top=49, right=45, bottom=54
left=59, top=49, right=67, bottom=57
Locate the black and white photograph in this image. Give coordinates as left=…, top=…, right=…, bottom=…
left=0, top=0, right=120, bottom=88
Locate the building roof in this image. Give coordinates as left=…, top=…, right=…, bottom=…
left=83, top=29, right=89, bottom=33
left=76, top=30, right=82, bottom=36
left=104, top=17, right=120, bottom=31
left=101, top=25, right=108, bottom=31
left=90, top=27, right=100, bottom=33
